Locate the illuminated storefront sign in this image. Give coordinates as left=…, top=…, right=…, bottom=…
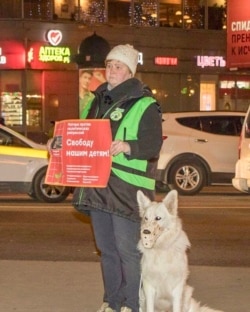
left=197, top=56, right=226, bottom=68
left=138, top=52, right=143, bottom=65
left=47, top=30, right=63, bottom=46
left=0, top=48, right=6, bottom=64
left=27, top=29, right=72, bottom=69
left=154, top=56, right=178, bottom=66
left=0, top=41, right=25, bottom=69
left=39, top=46, right=70, bottom=63
left=227, top=0, right=250, bottom=68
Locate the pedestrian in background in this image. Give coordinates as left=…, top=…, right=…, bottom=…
left=73, top=44, right=162, bottom=312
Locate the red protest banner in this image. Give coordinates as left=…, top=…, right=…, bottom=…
left=227, top=0, right=250, bottom=69
left=45, top=119, right=112, bottom=187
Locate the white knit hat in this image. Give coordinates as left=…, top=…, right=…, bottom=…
left=105, top=44, right=139, bottom=76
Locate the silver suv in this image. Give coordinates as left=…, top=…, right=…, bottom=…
left=156, top=111, right=245, bottom=195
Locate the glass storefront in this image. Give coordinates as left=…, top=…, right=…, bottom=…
left=138, top=72, right=250, bottom=113
left=139, top=72, right=201, bottom=112
left=1, top=67, right=250, bottom=129
left=0, top=0, right=249, bottom=135
left=1, top=69, right=250, bottom=134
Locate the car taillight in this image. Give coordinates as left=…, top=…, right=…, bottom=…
left=162, top=135, right=168, bottom=140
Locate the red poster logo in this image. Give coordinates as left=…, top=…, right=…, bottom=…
left=45, top=119, right=112, bottom=187
left=227, top=0, right=250, bottom=68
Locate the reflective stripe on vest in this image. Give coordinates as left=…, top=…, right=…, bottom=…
left=80, top=100, right=93, bottom=119
left=112, top=96, right=156, bottom=190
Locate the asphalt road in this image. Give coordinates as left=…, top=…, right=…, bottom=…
left=0, top=186, right=249, bottom=267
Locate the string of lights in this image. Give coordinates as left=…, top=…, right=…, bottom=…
left=21, top=0, right=227, bottom=29
left=129, top=0, right=158, bottom=27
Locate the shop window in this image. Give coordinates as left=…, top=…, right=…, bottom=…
left=169, top=0, right=226, bottom=30
left=26, top=95, right=42, bottom=127
left=54, top=0, right=106, bottom=23
left=131, top=0, right=158, bottom=26
left=159, top=1, right=182, bottom=28
left=219, top=76, right=250, bottom=111
left=0, top=71, right=42, bottom=129
left=183, top=0, right=205, bottom=29
left=0, top=0, right=227, bottom=29
left=0, top=0, right=22, bottom=18
left=179, top=74, right=200, bottom=111
left=54, top=0, right=79, bottom=20
left=109, top=1, right=130, bottom=25
left=1, top=91, right=22, bottom=126
left=106, top=0, right=226, bottom=29
left=208, top=0, right=226, bottom=30
left=138, top=72, right=198, bottom=113
left=200, top=82, right=216, bottom=111
left=23, top=0, right=53, bottom=20
left=26, top=71, right=42, bottom=128
left=0, top=71, right=22, bottom=127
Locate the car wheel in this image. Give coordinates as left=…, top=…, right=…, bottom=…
left=32, top=167, right=71, bottom=203
left=169, top=160, right=205, bottom=195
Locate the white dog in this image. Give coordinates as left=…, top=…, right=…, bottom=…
left=137, top=190, right=223, bottom=312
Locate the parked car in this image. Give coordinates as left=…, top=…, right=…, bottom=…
left=232, top=105, right=250, bottom=193
left=0, top=124, right=71, bottom=203
left=156, top=111, right=245, bottom=195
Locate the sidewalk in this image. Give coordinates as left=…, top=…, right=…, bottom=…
left=0, top=260, right=249, bottom=312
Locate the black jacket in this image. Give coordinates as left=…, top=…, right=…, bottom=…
left=73, top=78, right=163, bottom=221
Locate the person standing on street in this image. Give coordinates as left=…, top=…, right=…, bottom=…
left=73, top=44, right=162, bottom=312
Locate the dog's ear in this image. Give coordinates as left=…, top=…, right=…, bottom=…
left=137, top=190, right=151, bottom=217
left=162, top=190, right=178, bottom=216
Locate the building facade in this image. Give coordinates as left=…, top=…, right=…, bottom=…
left=1, top=0, right=250, bottom=141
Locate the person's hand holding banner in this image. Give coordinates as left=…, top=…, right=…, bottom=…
left=45, top=119, right=112, bottom=187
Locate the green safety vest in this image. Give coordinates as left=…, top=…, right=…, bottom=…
left=112, top=96, right=156, bottom=190
left=81, top=96, right=157, bottom=190
left=80, top=100, right=93, bottom=119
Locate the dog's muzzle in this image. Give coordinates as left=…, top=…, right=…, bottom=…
left=140, top=224, right=164, bottom=248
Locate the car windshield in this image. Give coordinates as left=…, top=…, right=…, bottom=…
left=0, top=129, right=30, bottom=148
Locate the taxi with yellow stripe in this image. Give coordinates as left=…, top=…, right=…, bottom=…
left=0, top=124, right=70, bottom=203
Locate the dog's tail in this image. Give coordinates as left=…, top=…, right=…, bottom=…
left=183, top=285, right=224, bottom=312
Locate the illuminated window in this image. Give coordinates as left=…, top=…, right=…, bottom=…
left=24, top=0, right=53, bottom=19
left=0, top=0, right=227, bottom=29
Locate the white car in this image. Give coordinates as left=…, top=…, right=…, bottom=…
left=0, top=124, right=71, bottom=202
left=232, top=105, right=250, bottom=193
left=156, top=111, right=245, bottom=195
